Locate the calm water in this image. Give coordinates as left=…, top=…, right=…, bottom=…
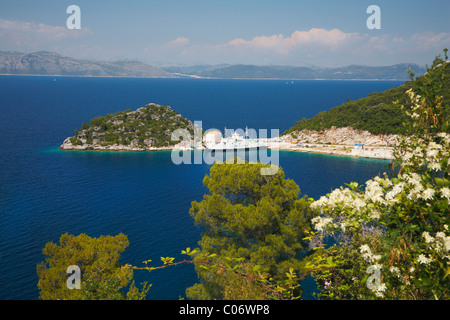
left=0, top=76, right=402, bottom=300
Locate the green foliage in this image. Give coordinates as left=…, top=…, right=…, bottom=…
left=307, top=50, right=450, bottom=300
left=402, top=48, right=450, bottom=137
left=284, top=59, right=450, bottom=135
left=130, top=246, right=305, bottom=300
left=90, top=115, right=106, bottom=128
left=81, top=121, right=90, bottom=130
left=72, top=104, right=194, bottom=149
left=80, top=277, right=149, bottom=300
left=186, top=159, right=316, bottom=299
left=308, top=242, right=380, bottom=300
left=36, top=233, right=149, bottom=300
left=69, top=136, right=82, bottom=145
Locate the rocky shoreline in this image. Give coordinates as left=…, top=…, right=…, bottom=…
left=276, top=126, right=399, bottom=160
left=60, top=125, right=399, bottom=160
left=59, top=138, right=174, bottom=151
left=282, top=126, right=400, bottom=146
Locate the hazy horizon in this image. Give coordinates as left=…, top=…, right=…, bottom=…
left=0, top=1, right=449, bottom=68
left=0, top=49, right=431, bottom=70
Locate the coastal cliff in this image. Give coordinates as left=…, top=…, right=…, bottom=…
left=60, top=103, right=195, bottom=151
left=284, top=126, right=400, bottom=146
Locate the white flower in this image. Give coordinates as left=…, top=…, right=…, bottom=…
left=402, top=151, right=413, bottom=163
left=441, top=187, right=450, bottom=200
left=427, top=141, right=442, bottom=150
left=359, top=244, right=372, bottom=261
left=436, top=232, right=446, bottom=239
left=360, top=244, right=371, bottom=254
left=339, top=221, right=347, bottom=233
left=441, top=235, right=450, bottom=252
left=359, top=245, right=381, bottom=263
left=417, top=254, right=432, bottom=265
left=373, top=283, right=387, bottom=298
left=385, top=190, right=396, bottom=201
left=377, top=283, right=387, bottom=292
left=422, top=231, right=434, bottom=244
left=420, top=230, right=450, bottom=255
left=412, top=183, right=425, bottom=194
left=407, top=189, right=419, bottom=201
left=421, top=188, right=435, bottom=200
left=427, top=162, right=441, bottom=171
left=368, top=210, right=381, bottom=220
left=375, top=291, right=384, bottom=298
left=352, top=198, right=366, bottom=210
left=392, top=182, right=405, bottom=196
left=434, top=232, right=450, bottom=253
left=311, top=216, right=333, bottom=231
left=365, top=185, right=384, bottom=203
left=389, top=266, right=400, bottom=274
left=310, top=195, right=328, bottom=210
left=413, top=146, right=424, bottom=158
left=437, top=132, right=450, bottom=144
left=426, top=148, right=439, bottom=159
left=406, top=173, right=421, bottom=184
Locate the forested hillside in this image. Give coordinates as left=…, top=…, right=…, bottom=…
left=284, top=63, right=450, bottom=135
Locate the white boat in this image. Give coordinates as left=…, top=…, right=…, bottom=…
left=205, top=131, right=268, bottom=151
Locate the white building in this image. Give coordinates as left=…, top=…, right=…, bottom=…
left=204, top=129, right=223, bottom=147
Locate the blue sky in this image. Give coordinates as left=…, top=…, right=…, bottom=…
left=0, top=0, right=449, bottom=67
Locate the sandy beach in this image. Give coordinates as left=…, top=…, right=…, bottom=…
left=270, top=141, right=394, bottom=160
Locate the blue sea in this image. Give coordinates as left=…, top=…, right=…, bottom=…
left=0, top=76, right=403, bottom=300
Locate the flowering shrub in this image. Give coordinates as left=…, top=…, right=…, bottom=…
left=308, top=50, right=449, bottom=300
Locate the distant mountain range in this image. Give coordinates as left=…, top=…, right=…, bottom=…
left=0, top=51, right=175, bottom=78
left=0, top=51, right=426, bottom=80
left=162, top=63, right=426, bottom=80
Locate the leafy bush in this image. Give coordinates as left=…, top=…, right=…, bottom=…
left=186, top=160, right=315, bottom=299
left=307, top=50, right=450, bottom=300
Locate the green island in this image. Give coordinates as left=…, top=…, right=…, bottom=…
left=60, top=103, right=195, bottom=151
